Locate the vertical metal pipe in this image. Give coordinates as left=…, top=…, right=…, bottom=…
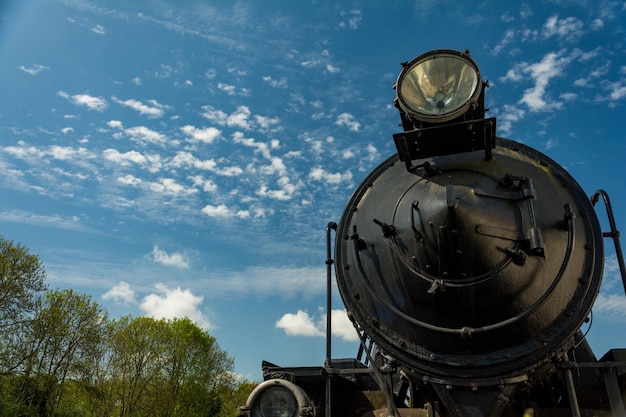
left=325, top=222, right=337, bottom=364
left=561, top=358, right=582, bottom=417
left=325, top=222, right=337, bottom=417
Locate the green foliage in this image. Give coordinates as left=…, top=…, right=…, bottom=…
left=0, top=235, right=47, bottom=373
left=217, top=380, right=258, bottom=417
left=0, top=236, right=253, bottom=417
left=108, top=316, right=236, bottom=417
left=0, top=236, right=47, bottom=321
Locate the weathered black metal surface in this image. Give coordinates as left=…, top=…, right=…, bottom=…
left=335, top=136, right=604, bottom=382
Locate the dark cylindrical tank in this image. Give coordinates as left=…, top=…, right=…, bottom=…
left=335, top=137, right=603, bottom=382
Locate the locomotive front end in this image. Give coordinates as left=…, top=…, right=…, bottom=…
left=241, top=50, right=626, bottom=417
left=335, top=50, right=605, bottom=383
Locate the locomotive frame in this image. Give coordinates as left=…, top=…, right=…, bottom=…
left=239, top=50, right=626, bottom=417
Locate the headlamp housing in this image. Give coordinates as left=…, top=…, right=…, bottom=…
left=395, top=49, right=483, bottom=125
left=392, top=49, right=496, bottom=169
left=242, top=379, right=314, bottom=417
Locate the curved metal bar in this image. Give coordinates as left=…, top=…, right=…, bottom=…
left=591, top=189, right=626, bottom=294
left=350, top=204, right=576, bottom=336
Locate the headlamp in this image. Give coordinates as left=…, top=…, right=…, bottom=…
left=395, top=50, right=482, bottom=123
left=243, top=379, right=314, bottom=417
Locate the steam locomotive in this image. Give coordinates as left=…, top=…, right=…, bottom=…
left=239, top=50, right=626, bottom=417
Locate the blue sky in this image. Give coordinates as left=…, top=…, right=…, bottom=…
left=1, top=0, right=626, bottom=381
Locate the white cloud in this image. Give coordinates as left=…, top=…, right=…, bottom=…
left=140, top=283, right=212, bottom=330
left=299, top=49, right=340, bottom=74
left=594, top=293, right=626, bottom=320
left=102, top=281, right=136, bottom=304
left=202, top=204, right=234, bottom=218
left=49, top=145, right=94, bottom=160
left=215, top=165, right=244, bottom=177
left=107, top=120, right=123, bottom=129
left=326, top=64, right=340, bottom=74
left=365, top=144, right=379, bottom=162
left=541, top=15, right=584, bottom=40
left=330, top=309, right=359, bottom=341
left=205, top=68, right=217, bottom=79
left=117, top=174, right=142, bottom=186
left=201, top=203, right=250, bottom=219
left=604, top=78, right=626, bottom=102
left=19, top=64, right=50, bottom=75
left=496, top=104, right=526, bottom=136
left=106, top=121, right=174, bottom=146
left=201, top=105, right=277, bottom=132
left=189, top=175, right=218, bottom=192
left=169, top=151, right=217, bottom=171
left=335, top=112, right=360, bottom=132
left=0, top=209, right=88, bottom=231
left=181, top=125, right=222, bottom=143
left=545, top=138, right=558, bottom=150
left=227, top=106, right=252, bottom=129
left=259, top=157, right=287, bottom=176
left=338, top=9, right=362, bottom=30
left=202, top=106, right=229, bottom=125
left=519, top=4, right=532, bottom=19
left=3, top=142, right=95, bottom=163
left=590, top=18, right=604, bottom=31
left=573, top=61, right=609, bottom=88
left=217, top=81, right=250, bottom=96
left=309, top=167, right=353, bottom=185
left=515, top=51, right=576, bottom=112
left=105, top=149, right=162, bottom=172
left=254, top=115, right=280, bottom=130
left=91, top=24, right=106, bottom=34
left=233, top=131, right=271, bottom=158
left=172, top=266, right=324, bottom=300
left=256, top=176, right=298, bottom=201
left=103, top=148, right=147, bottom=166
left=58, top=91, right=108, bottom=111
left=217, top=82, right=237, bottom=95
left=262, top=75, right=288, bottom=88
left=493, top=28, right=515, bottom=56
left=3, top=141, right=44, bottom=160
left=112, top=96, right=167, bottom=118
left=276, top=310, right=324, bottom=337
left=342, top=149, right=355, bottom=159
left=500, top=67, right=524, bottom=83
left=148, top=178, right=197, bottom=196
left=151, top=245, right=190, bottom=269
left=124, top=126, right=169, bottom=146
left=275, top=308, right=358, bottom=341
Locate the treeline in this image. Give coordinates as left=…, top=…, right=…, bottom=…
left=0, top=236, right=255, bottom=417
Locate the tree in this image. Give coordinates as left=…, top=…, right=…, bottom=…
left=0, top=235, right=47, bottom=373
left=160, top=318, right=235, bottom=417
left=108, top=316, right=236, bottom=417
left=108, top=316, right=166, bottom=417
left=19, top=289, right=108, bottom=417
left=217, top=379, right=258, bottom=417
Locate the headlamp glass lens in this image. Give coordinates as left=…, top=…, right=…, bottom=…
left=399, top=54, right=479, bottom=117
left=257, top=387, right=298, bottom=417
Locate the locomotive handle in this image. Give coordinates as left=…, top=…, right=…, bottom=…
left=591, top=190, right=626, bottom=294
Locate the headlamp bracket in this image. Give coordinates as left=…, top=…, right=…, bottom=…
left=393, top=117, right=496, bottom=172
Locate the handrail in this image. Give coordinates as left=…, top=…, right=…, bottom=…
left=591, top=190, right=626, bottom=294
